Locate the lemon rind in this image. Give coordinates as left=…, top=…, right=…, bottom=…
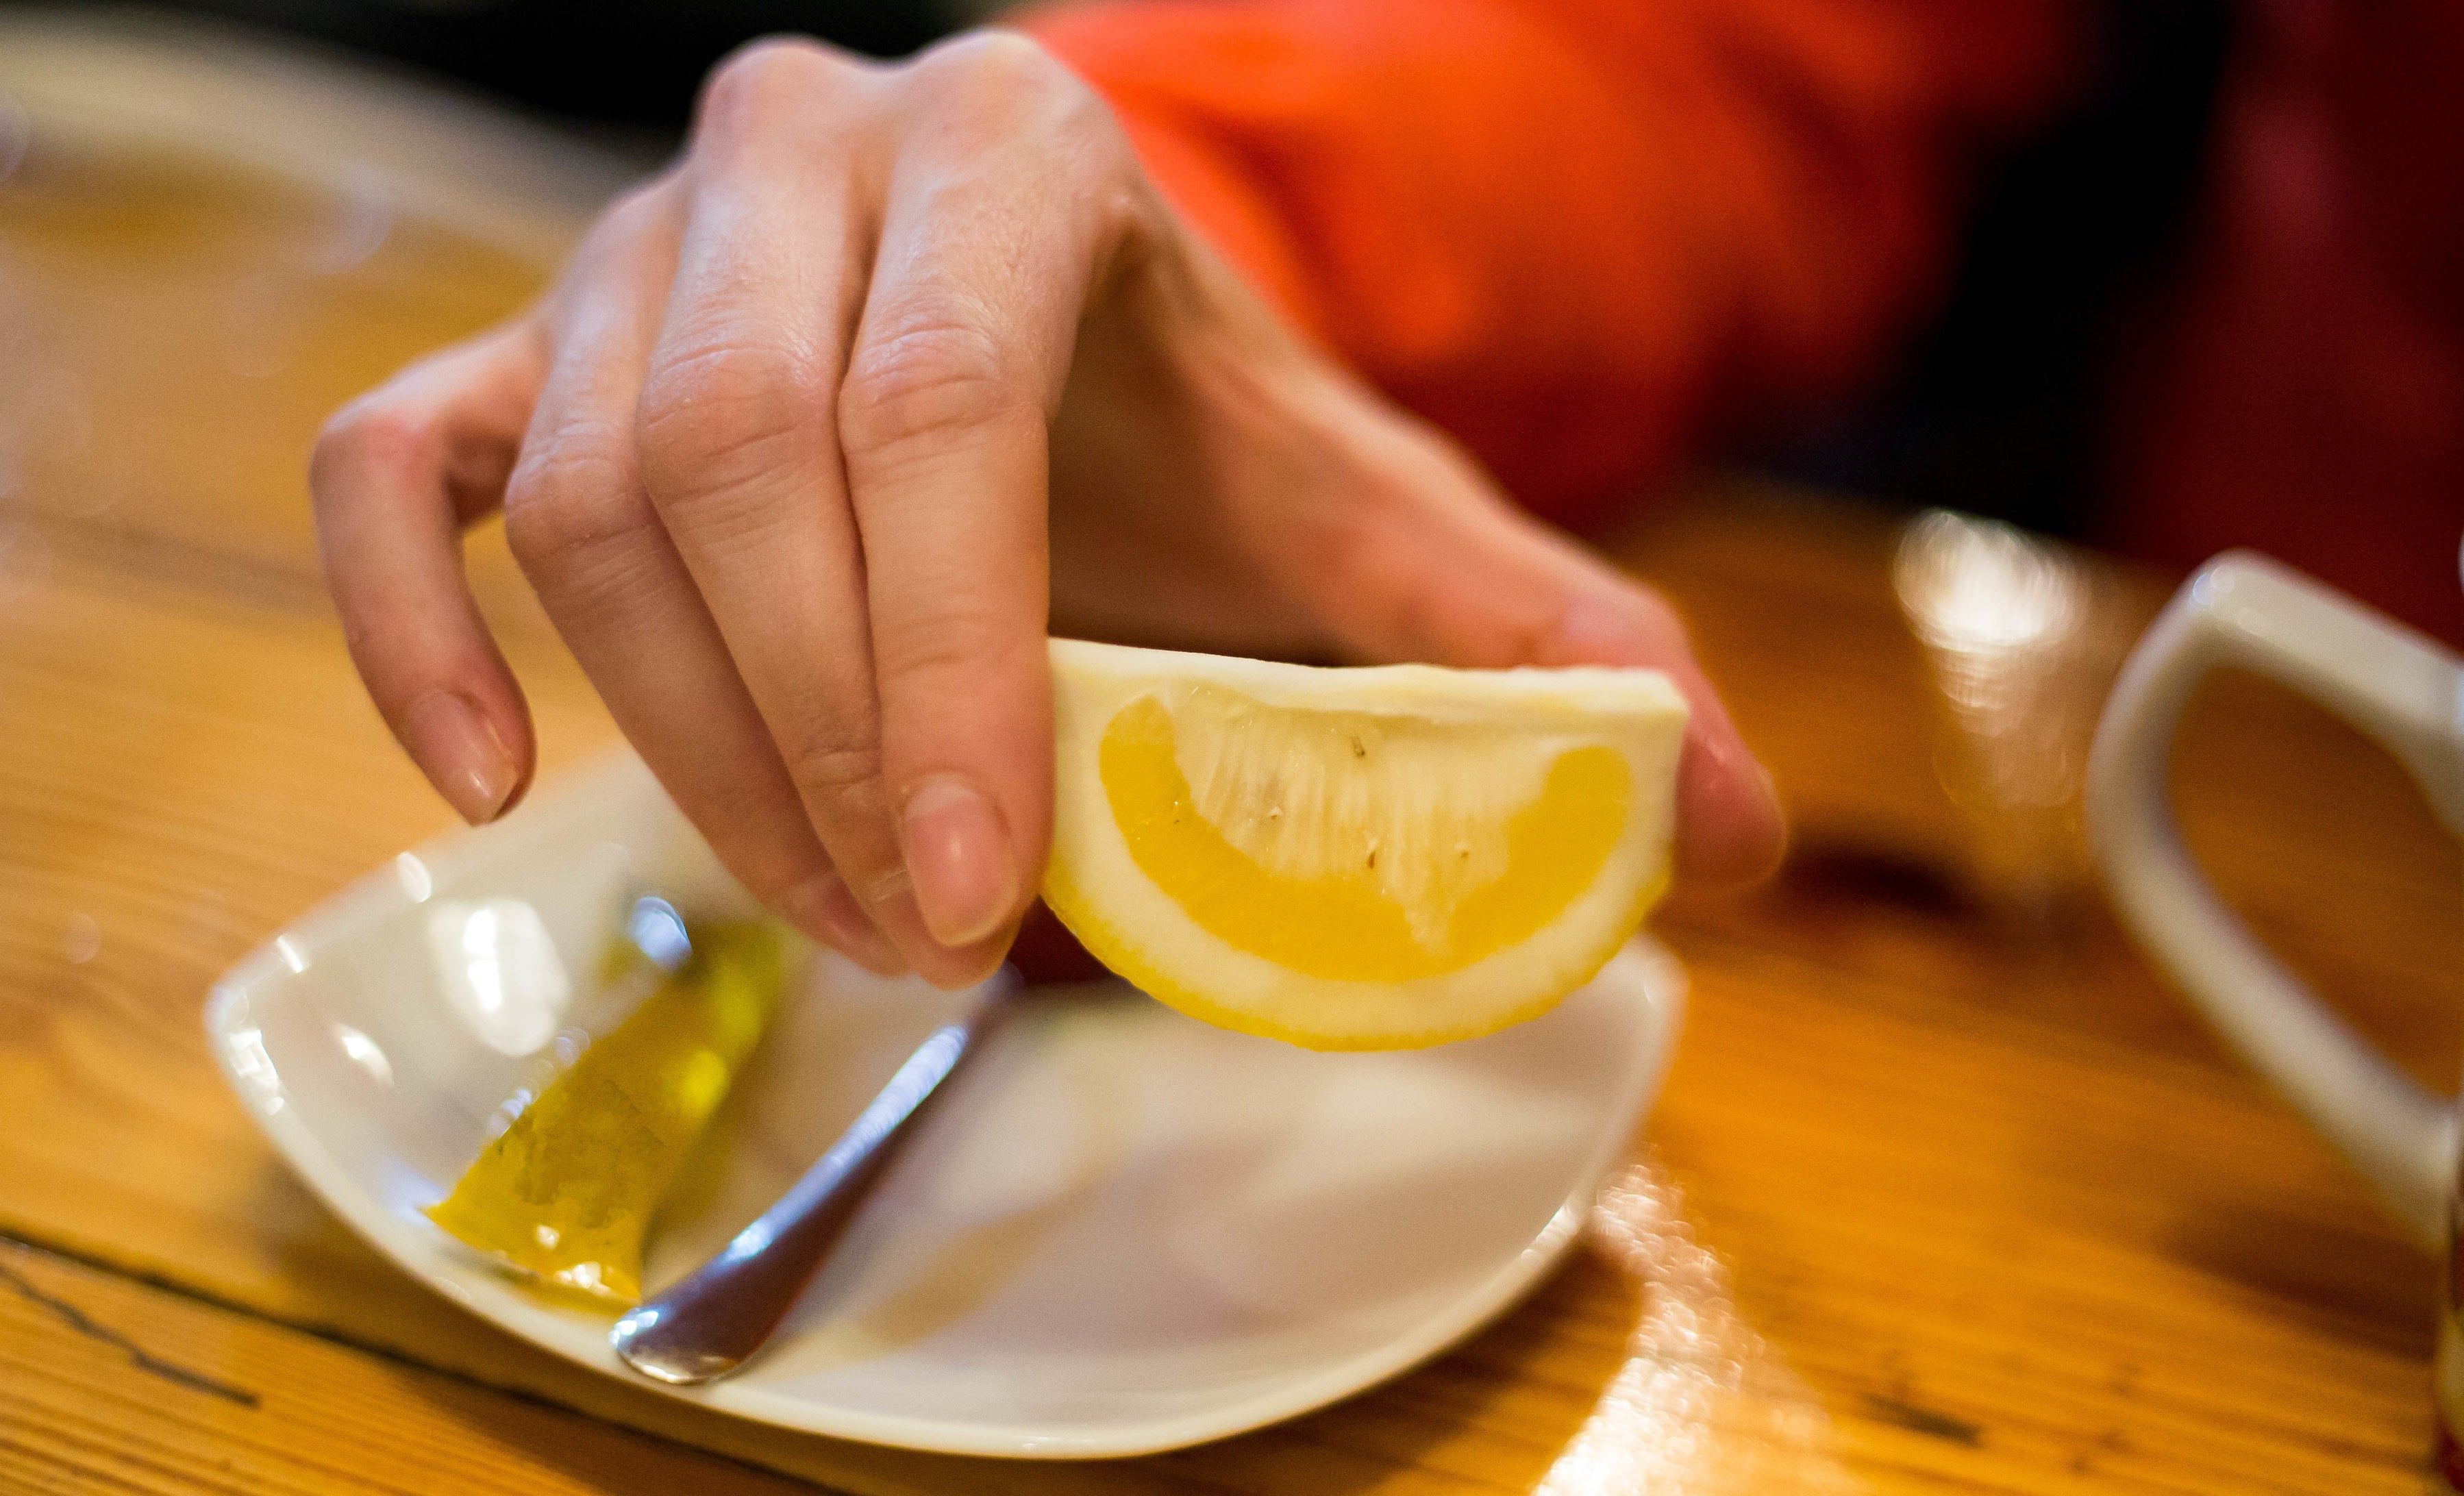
left=1044, top=856, right=1671, bottom=1051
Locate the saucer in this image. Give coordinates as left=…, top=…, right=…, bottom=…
left=206, top=753, right=1683, bottom=1458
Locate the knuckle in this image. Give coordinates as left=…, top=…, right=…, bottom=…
left=1499, top=601, right=1580, bottom=669
left=871, top=607, right=1004, bottom=693
left=913, top=29, right=1071, bottom=103
left=500, top=425, right=644, bottom=588
left=907, top=31, right=1116, bottom=151
left=1619, top=584, right=1686, bottom=641
left=588, top=177, right=673, bottom=249
left=784, top=732, right=887, bottom=823
left=635, top=338, right=825, bottom=512
left=310, top=399, right=429, bottom=507
left=697, top=36, right=845, bottom=140
left=837, top=318, right=1023, bottom=467
left=557, top=178, right=677, bottom=295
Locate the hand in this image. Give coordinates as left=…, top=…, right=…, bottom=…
left=312, top=30, right=1784, bottom=988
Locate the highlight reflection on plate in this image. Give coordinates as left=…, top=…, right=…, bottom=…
left=425, top=898, right=571, bottom=1056
left=206, top=753, right=1683, bottom=1459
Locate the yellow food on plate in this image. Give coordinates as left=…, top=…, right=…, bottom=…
left=1042, top=639, right=1688, bottom=1050
left=425, top=921, right=788, bottom=1306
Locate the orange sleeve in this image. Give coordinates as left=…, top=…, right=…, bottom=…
left=1021, top=0, right=2078, bottom=529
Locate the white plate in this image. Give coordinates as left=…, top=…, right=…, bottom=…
left=205, top=753, right=1684, bottom=1459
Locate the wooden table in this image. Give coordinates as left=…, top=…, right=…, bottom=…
left=2, top=40, right=2459, bottom=1496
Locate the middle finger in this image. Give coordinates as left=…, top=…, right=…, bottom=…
left=634, top=42, right=1004, bottom=984
left=505, top=178, right=904, bottom=974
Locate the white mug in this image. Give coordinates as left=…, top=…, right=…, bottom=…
left=2087, top=550, right=2464, bottom=1247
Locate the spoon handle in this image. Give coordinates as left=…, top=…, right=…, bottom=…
left=610, top=969, right=1021, bottom=1384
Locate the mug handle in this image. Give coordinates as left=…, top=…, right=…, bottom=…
left=2087, top=551, right=2464, bottom=1246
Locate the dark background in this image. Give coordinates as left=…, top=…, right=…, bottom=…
left=27, top=0, right=2236, bottom=540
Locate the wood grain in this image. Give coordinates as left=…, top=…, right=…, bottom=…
left=0, top=1238, right=815, bottom=1496
left=0, top=52, right=2455, bottom=1496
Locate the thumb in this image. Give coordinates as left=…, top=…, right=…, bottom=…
left=1302, top=411, right=1787, bottom=890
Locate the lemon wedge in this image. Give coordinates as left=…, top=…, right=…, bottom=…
left=424, top=922, right=788, bottom=1306
left=1042, top=639, right=1687, bottom=1049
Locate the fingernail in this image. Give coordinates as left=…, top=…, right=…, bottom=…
left=899, top=776, right=1019, bottom=948
left=783, top=875, right=907, bottom=977
left=1675, top=720, right=1789, bottom=889
left=404, top=693, right=517, bottom=824
left=1750, top=751, right=1782, bottom=813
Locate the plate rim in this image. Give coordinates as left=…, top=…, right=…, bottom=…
left=203, top=753, right=1686, bottom=1460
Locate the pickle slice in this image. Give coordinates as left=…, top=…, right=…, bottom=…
left=425, top=921, right=788, bottom=1306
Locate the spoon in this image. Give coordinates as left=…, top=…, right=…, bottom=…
left=610, top=964, right=1024, bottom=1385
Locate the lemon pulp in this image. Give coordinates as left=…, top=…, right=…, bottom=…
left=424, top=921, right=786, bottom=1306
left=1101, top=689, right=1632, bottom=982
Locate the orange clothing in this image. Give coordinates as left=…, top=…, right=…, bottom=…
left=1024, top=0, right=2076, bottom=534
left=1026, top=0, right=2464, bottom=646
